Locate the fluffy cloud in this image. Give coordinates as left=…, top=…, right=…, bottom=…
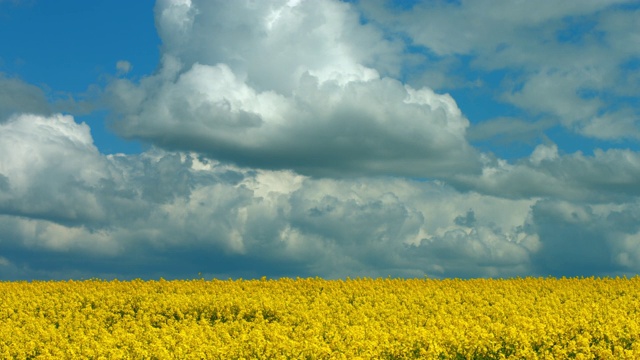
left=3, top=113, right=640, bottom=280
left=0, top=113, right=530, bottom=279
left=107, top=0, right=480, bottom=178
left=154, top=0, right=402, bottom=91
left=0, top=114, right=110, bottom=225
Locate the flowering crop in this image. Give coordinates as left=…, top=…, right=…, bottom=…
left=1, top=277, right=639, bottom=359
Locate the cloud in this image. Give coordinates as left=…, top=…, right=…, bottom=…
left=467, top=117, right=554, bottom=145
left=154, top=0, right=403, bottom=91
left=450, top=145, right=640, bottom=202
left=361, top=0, right=621, bottom=57
left=0, top=113, right=533, bottom=279
left=454, top=209, right=476, bottom=227
left=106, top=0, right=480, bottom=178
left=578, top=108, right=640, bottom=140
left=501, top=68, right=604, bottom=127
left=357, top=0, right=640, bottom=140
left=0, top=255, right=11, bottom=266
left=4, top=112, right=640, bottom=280
left=0, top=114, right=110, bottom=224
left=528, top=199, right=640, bottom=277
left=116, top=60, right=132, bottom=75
left=0, top=73, right=52, bottom=121
left=410, top=226, right=532, bottom=278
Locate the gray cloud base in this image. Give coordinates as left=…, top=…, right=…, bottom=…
left=2, top=114, right=640, bottom=280
left=108, top=65, right=480, bottom=178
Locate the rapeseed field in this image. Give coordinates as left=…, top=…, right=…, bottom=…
left=1, top=277, right=639, bottom=359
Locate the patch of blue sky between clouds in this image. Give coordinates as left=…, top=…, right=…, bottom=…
left=555, top=16, right=604, bottom=45
left=0, top=0, right=159, bottom=155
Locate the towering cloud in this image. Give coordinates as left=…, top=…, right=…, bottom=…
left=107, top=0, right=480, bottom=178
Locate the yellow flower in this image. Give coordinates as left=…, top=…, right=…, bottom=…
left=2, top=277, right=640, bottom=358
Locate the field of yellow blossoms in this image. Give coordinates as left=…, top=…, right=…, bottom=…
left=2, top=277, right=640, bottom=359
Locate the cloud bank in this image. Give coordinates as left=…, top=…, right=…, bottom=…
left=106, top=0, right=480, bottom=178
left=2, top=113, right=640, bottom=280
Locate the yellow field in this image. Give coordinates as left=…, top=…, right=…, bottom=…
left=1, top=277, right=639, bottom=359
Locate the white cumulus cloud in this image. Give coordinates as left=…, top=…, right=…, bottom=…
left=106, top=0, right=480, bottom=178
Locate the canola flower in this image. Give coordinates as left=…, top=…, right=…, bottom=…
left=1, top=277, right=640, bottom=359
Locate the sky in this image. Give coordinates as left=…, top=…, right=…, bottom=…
left=0, top=0, right=639, bottom=280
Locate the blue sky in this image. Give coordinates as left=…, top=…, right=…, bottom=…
left=1, top=0, right=639, bottom=280
left=0, top=0, right=158, bottom=154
